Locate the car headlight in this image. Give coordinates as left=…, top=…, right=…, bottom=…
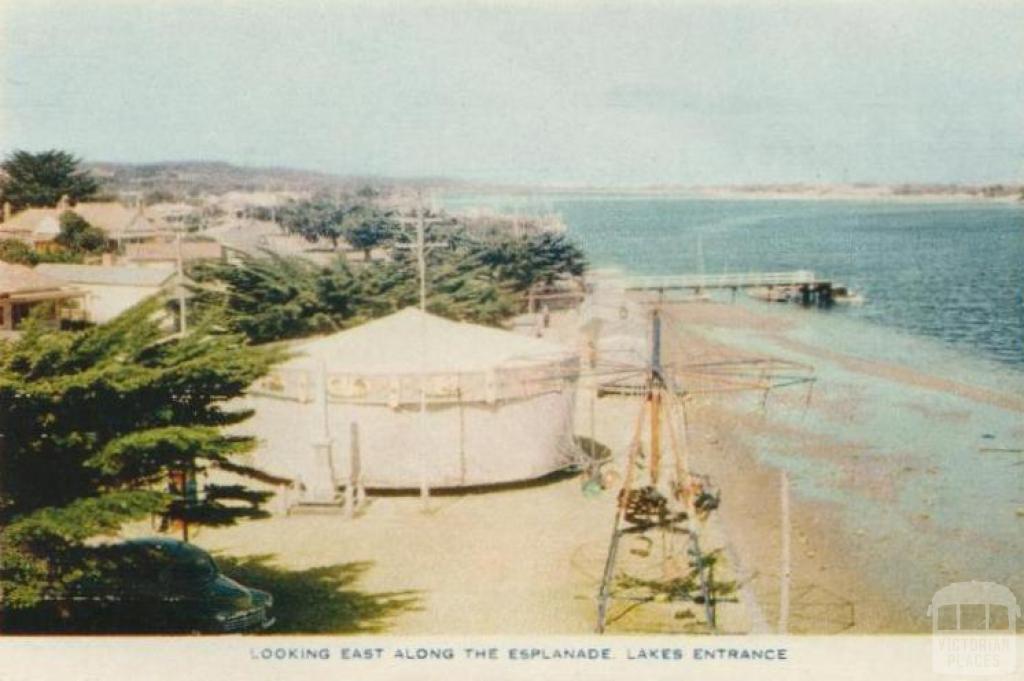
left=214, top=612, right=230, bottom=623
left=264, top=594, right=273, bottom=609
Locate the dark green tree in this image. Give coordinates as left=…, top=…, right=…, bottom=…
left=0, top=300, right=279, bottom=612
left=55, top=211, right=107, bottom=253
left=189, top=253, right=367, bottom=343
left=0, top=239, right=39, bottom=265
left=472, top=232, right=586, bottom=293
left=0, top=150, right=99, bottom=212
left=342, top=206, right=396, bottom=260
left=276, top=200, right=348, bottom=250
left=0, top=239, right=86, bottom=266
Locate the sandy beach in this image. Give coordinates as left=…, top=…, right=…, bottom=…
left=120, top=294, right=1023, bottom=636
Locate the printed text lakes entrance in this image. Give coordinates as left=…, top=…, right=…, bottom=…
left=248, top=646, right=789, bottom=662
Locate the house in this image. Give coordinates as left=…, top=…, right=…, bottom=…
left=73, top=200, right=165, bottom=245
left=144, top=201, right=202, bottom=231
left=0, top=262, right=85, bottom=332
left=0, top=197, right=167, bottom=251
left=123, top=239, right=224, bottom=265
left=0, top=203, right=67, bottom=252
left=35, top=263, right=176, bottom=324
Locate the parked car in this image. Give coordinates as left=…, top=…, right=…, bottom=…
left=8, top=538, right=274, bottom=634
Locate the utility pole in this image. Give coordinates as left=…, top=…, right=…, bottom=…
left=416, top=202, right=429, bottom=508
left=417, top=205, right=427, bottom=311
left=396, top=195, right=446, bottom=510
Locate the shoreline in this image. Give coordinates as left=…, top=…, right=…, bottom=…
left=442, top=188, right=1024, bottom=207
left=647, top=298, right=1023, bottom=633
left=115, top=294, right=1021, bottom=635
left=641, top=300, right=914, bottom=633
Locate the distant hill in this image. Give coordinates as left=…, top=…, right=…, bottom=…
left=85, top=160, right=464, bottom=199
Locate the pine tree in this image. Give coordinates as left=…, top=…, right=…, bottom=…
left=0, top=299, right=279, bottom=610
left=0, top=150, right=100, bottom=212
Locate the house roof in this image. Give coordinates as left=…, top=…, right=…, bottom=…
left=123, top=240, right=223, bottom=262
left=284, top=307, right=574, bottom=375
left=35, top=263, right=176, bottom=287
left=33, top=215, right=61, bottom=237
left=74, top=202, right=161, bottom=237
left=0, top=202, right=166, bottom=240
left=0, top=262, right=69, bottom=294
left=1, top=208, right=57, bottom=235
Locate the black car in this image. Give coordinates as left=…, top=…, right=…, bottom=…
left=12, top=538, right=275, bottom=634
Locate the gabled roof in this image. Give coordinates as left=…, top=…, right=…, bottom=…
left=73, top=202, right=160, bottom=237
left=1, top=207, right=57, bottom=235
left=0, top=262, right=69, bottom=294
left=33, top=215, right=61, bottom=237
left=124, top=240, right=223, bottom=262
left=284, top=307, right=574, bottom=374
left=0, top=202, right=165, bottom=240
left=35, top=263, right=176, bottom=287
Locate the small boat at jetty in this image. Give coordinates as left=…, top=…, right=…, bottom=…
left=831, top=285, right=865, bottom=305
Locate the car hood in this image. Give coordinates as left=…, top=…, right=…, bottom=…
left=204, top=575, right=259, bottom=609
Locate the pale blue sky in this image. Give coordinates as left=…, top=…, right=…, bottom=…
left=2, top=1, right=1022, bottom=185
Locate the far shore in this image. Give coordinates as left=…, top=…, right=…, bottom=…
left=444, top=185, right=1024, bottom=206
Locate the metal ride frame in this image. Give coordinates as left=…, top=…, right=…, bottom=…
left=592, top=293, right=816, bottom=634
left=595, top=308, right=718, bottom=633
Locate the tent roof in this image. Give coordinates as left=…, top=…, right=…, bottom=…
left=284, top=307, right=575, bottom=374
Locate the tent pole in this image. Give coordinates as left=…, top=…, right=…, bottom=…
left=318, top=359, right=337, bottom=503
left=419, top=382, right=430, bottom=508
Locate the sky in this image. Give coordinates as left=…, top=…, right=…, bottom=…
left=1, top=1, right=1022, bottom=186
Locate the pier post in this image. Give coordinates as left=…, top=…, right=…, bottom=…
left=819, top=284, right=833, bottom=307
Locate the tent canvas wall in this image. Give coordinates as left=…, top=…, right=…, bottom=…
left=238, top=308, right=580, bottom=505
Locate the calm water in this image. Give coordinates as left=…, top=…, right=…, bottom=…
left=449, top=195, right=1024, bottom=368
left=446, top=193, right=1024, bottom=623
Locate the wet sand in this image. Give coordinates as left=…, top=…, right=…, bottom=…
left=122, top=297, right=1021, bottom=635
left=651, top=299, right=1023, bottom=633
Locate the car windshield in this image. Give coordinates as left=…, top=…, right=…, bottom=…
left=165, top=554, right=218, bottom=585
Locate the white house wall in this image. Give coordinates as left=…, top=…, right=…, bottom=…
left=78, top=284, right=163, bottom=323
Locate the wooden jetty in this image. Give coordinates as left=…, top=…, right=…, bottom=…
left=621, top=270, right=837, bottom=306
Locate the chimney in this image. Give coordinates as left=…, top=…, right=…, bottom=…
left=2, top=202, right=10, bottom=223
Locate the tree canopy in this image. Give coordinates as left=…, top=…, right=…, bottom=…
left=190, top=224, right=586, bottom=344
left=342, top=205, right=395, bottom=260
left=0, top=300, right=279, bottom=611
left=55, top=211, right=108, bottom=253
left=276, top=194, right=397, bottom=255
left=0, top=239, right=40, bottom=266
left=0, top=150, right=100, bottom=212
left=0, top=238, right=87, bottom=266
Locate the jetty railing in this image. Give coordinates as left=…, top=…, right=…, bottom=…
left=620, top=270, right=821, bottom=291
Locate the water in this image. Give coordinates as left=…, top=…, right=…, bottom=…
left=446, top=193, right=1024, bottom=625
left=446, top=194, right=1024, bottom=368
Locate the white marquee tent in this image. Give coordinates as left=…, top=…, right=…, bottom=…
left=239, top=307, right=580, bottom=506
